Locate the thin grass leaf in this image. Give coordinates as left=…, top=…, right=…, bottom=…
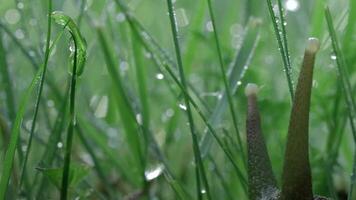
left=132, top=33, right=150, bottom=167
left=200, top=20, right=260, bottom=157
left=166, top=0, right=211, bottom=199
left=51, top=11, right=87, bottom=76
left=19, top=1, right=53, bottom=194
left=0, top=66, right=43, bottom=199
left=281, top=38, right=320, bottom=200
left=245, top=84, right=277, bottom=200
left=325, top=7, right=356, bottom=200
left=50, top=11, right=87, bottom=200
left=76, top=125, right=113, bottom=198
left=266, top=0, right=294, bottom=100
left=0, top=22, right=63, bottom=101
left=0, top=31, right=16, bottom=121
left=96, top=28, right=145, bottom=177
left=206, top=0, right=246, bottom=167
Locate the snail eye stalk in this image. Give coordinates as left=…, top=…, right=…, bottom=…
left=281, top=38, right=320, bottom=200
left=245, top=83, right=277, bottom=200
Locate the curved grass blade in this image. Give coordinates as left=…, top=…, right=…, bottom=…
left=165, top=0, right=211, bottom=199
left=50, top=12, right=87, bottom=200
left=245, top=84, right=277, bottom=200
left=51, top=11, right=87, bottom=76
left=281, top=38, right=320, bottom=200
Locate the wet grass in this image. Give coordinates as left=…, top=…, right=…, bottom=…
left=0, top=0, right=355, bottom=199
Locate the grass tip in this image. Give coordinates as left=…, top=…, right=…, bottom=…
left=245, top=83, right=259, bottom=96
left=306, top=37, right=320, bottom=54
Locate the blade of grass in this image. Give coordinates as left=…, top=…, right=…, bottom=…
left=96, top=27, right=145, bottom=180
left=76, top=125, right=114, bottom=198
left=49, top=11, right=88, bottom=200
left=276, top=0, right=292, bottom=78
left=0, top=22, right=62, bottom=101
left=266, top=0, right=294, bottom=100
left=206, top=0, right=246, bottom=167
left=0, top=64, right=43, bottom=199
left=200, top=20, right=260, bottom=158
left=0, top=30, right=16, bottom=121
left=165, top=1, right=212, bottom=199
left=34, top=87, right=69, bottom=199
left=325, top=6, right=356, bottom=143
left=19, top=0, right=53, bottom=195
left=325, top=7, right=356, bottom=200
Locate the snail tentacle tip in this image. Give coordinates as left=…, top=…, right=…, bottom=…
left=245, top=83, right=259, bottom=96
left=306, top=37, right=320, bottom=54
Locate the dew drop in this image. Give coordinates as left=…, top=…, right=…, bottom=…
left=285, top=0, right=300, bottom=12
left=5, top=9, right=21, bottom=24
left=115, top=13, right=126, bottom=23
left=175, top=8, right=189, bottom=27
left=94, top=96, right=108, bottom=118
left=57, top=142, right=63, bottom=148
left=15, top=29, right=25, bottom=39
left=179, top=103, right=187, bottom=111
left=155, top=73, right=164, bottom=80
left=136, top=113, right=143, bottom=125
left=145, top=164, right=164, bottom=181
left=206, top=21, right=214, bottom=32
left=330, top=54, right=337, bottom=60
left=17, top=2, right=24, bottom=9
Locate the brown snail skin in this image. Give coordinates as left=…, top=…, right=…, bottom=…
left=281, top=38, right=320, bottom=200
left=245, top=84, right=277, bottom=200
left=244, top=38, right=330, bottom=200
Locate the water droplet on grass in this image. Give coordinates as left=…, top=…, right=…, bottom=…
left=285, top=0, right=300, bottom=12
left=179, top=103, right=187, bottom=111
left=5, top=9, right=21, bottom=24
left=155, top=73, right=164, bottom=80
left=330, top=54, right=337, bottom=60
left=175, top=8, right=189, bottom=27
left=145, top=164, right=164, bottom=181
left=116, top=13, right=126, bottom=22
left=57, top=142, right=63, bottom=148
left=206, top=21, right=214, bottom=32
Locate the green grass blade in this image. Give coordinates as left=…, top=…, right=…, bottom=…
left=51, top=11, right=87, bottom=76
left=200, top=20, right=260, bottom=157
left=19, top=0, right=53, bottom=194
left=0, top=22, right=62, bottom=101
left=132, top=33, right=150, bottom=165
left=206, top=0, right=246, bottom=167
left=281, top=38, right=320, bottom=200
left=50, top=12, right=87, bottom=200
left=325, top=6, right=356, bottom=142
left=325, top=7, right=356, bottom=200
left=76, top=125, right=113, bottom=198
left=166, top=0, right=211, bottom=199
left=96, top=28, right=145, bottom=177
left=0, top=31, right=16, bottom=121
left=266, top=0, right=294, bottom=100
left=0, top=66, right=43, bottom=199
